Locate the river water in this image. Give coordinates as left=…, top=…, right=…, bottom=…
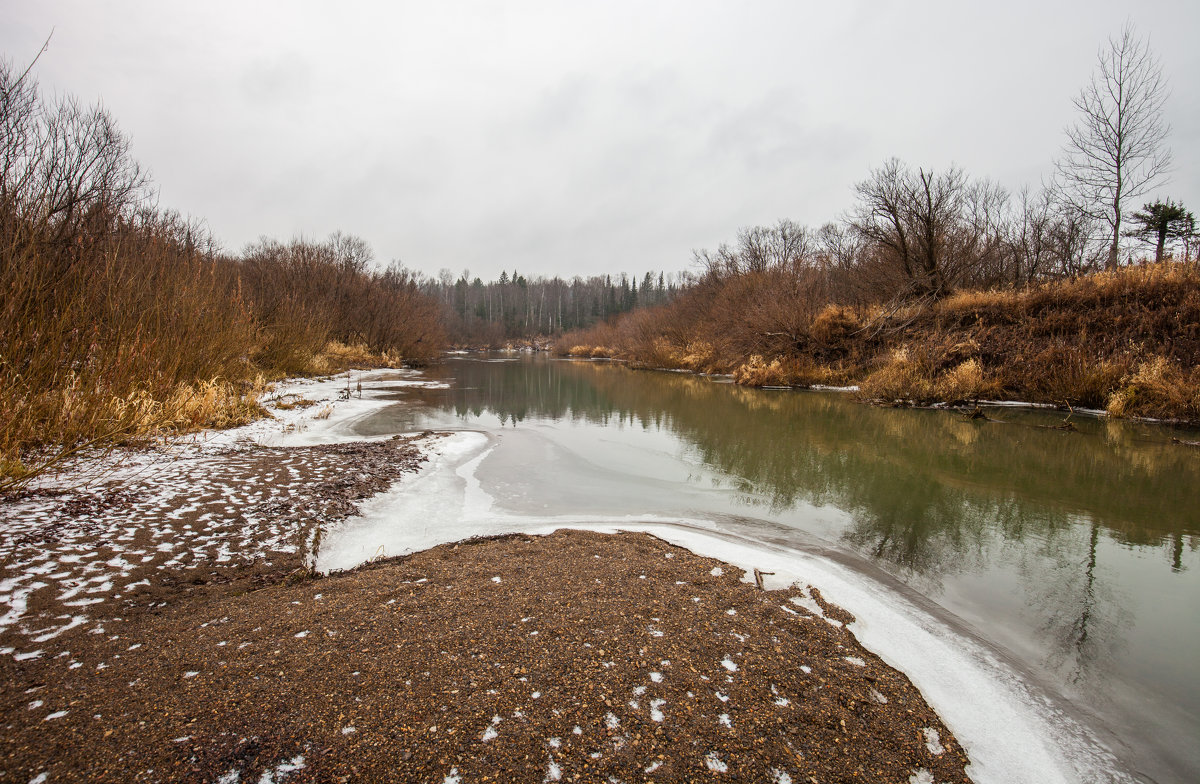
left=345, top=353, right=1199, bottom=783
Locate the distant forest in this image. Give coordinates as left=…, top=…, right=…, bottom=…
left=424, top=270, right=687, bottom=345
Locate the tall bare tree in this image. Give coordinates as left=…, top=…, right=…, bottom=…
left=1057, top=23, right=1172, bottom=270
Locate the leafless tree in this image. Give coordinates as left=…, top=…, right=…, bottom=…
left=1056, top=23, right=1172, bottom=270
left=849, top=159, right=1008, bottom=298
left=694, top=219, right=812, bottom=279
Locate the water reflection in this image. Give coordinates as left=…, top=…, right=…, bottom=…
left=406, top=356, right=1199, bottom=579
left=377, top=355, right=1200, bottom=780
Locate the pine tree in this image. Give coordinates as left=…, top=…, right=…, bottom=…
left=1127, top=199, right=1195, bottom=262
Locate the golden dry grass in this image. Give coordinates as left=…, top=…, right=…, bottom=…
left=161, top=378, right=271, bottom=432
left=1107, top=356, right=1200, bottom=420
left=309, top=341, right=401, bottom=373
left=858, top=351, right=999, bottom=403
left=732, top=355, right=788, bottom=386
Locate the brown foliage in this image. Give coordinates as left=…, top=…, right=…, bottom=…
left=1107, top=356, right=1200, bottom=421
left=560, top=255, right=1200, bottom=421
left=0, top=65, right=446, bottom=488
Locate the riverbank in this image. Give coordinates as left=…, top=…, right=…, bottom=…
left=0, top=366, right=1150, bottom=783
left=0, top=371, right=971, bottom=783
left=556, top=262, right=1200, bottom=425
left=1, top=526, right=970, bottom=783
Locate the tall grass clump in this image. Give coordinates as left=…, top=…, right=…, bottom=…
left=1107, top=356, right=1200, bottom=421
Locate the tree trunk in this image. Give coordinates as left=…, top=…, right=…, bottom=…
left=1108, top=194, right=1122, bottom=270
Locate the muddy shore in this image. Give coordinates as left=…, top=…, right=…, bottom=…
left=1, top=437, right=971, bottom=783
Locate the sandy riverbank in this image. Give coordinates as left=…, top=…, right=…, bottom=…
left=1, top=528, right=969, bottom=783
left=0, top=367, right=1133, bottom=783
left=0, top=371, right=970, bottom=782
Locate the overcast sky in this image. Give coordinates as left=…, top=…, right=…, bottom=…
left=3, top=1, right=1198, bottom=280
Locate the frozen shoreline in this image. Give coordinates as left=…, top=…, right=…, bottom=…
left=315, top=419, right=1133, bottom=784
left=5, top=367, right=1136, bottom=783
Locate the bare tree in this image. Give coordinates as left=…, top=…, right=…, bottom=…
left=1057, top=23, right=1172, bottom=270
left=849, top=159, right=1008, bottom=298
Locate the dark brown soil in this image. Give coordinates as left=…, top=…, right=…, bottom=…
left=2, top=428, right=972, bottom=784
left=1, top=527, right=971, bottom=783
left=0, top=435, right=430, bottom=648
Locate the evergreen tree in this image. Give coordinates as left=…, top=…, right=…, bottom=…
left=1127, top=199, right=1195, bottom=262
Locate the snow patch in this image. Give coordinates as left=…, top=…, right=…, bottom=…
left=543, top=755, right=561, bottom=782
left=909, top=769, right=934, bottom=784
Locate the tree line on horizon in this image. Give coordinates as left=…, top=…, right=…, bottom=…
left=422, top=268, right=687, bottom=345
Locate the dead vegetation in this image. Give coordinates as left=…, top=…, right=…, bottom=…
left=0, top=63, right=446, bottom=490
left=557, top=261, right=1200, bottom=423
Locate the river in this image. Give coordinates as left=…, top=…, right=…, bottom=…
left=337, top=353, right=1199, bottom=784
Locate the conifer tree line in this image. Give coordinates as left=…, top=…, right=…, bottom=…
left=423, top=269, right=687, bottom=344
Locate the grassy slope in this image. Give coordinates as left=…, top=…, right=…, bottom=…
left=557, top=263, right=1200, bottom=423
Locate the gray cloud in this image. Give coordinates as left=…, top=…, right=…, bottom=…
left=3, top=0, right=1197, bottom=280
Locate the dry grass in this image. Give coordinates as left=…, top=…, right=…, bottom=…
left=732, top=355, right=843, bottom=387
left=853, top=349, right=1002, bottom=404
left=809, top=304, right=864, bottom=348
left=934, top=358, right=998, bottom=402
left=733, top=355, right=790, bottom=386
left=161, top=378, right=271, bottom=432
left=270, top=394, right=317, bottom=411
left=1107, top=356, right=1200, bottom=420
left=858, top=348, right=935, bottom=402
left=937, top=287, right=1022, bottom=313
left=310, top=341, right=400, bottom=373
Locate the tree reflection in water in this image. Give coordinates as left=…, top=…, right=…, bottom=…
left=401, top=355, right=1197, bottom=681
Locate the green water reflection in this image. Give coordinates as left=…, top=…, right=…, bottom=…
left=394, top=354, right=1199, bottom=781
left=412, top=356, right=1198, bottom=572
